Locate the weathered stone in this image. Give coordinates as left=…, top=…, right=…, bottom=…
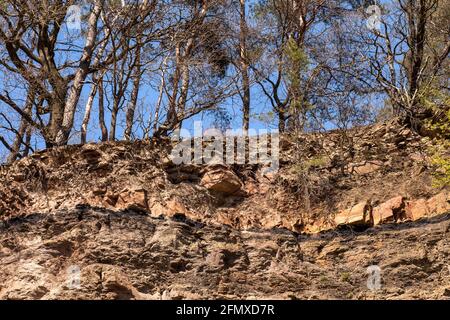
left=406, top=191, right=450, bottom=221
left=200, top=168, right=242, bottom=195
left=115, top=188, right=148, bottom=211
left=166, top=198, right=188, bottom=216
left=373, top=196, right=405, bottom=225
left=406, top=199, right=429, bottom=220
left=149, top=198, right=188, bottom=218
left=1, top=207, right=448, bottom=300
left=426, top=191, right=450, bottom=216
left=104, top=191, right=119, bottom=206
left=352, top=161, right=383, bottom=175
left=243, top=181, right=261, bottom=195
left=79, top=145, right=103, bottom=164
left=335, top=202, right=372, bottom=226
left=2, top=119, right=450, bottom=300
left=149, top=201, right=165, bottom=217
left=302, top=218, right=334, bottom=234
left=92, top=188, right=107, bottom=196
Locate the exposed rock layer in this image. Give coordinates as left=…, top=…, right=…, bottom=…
left=0, top=119, right=449, bottom=300
left=1, top=119, right=447, bottom=233
left=0, top=209, right=449, bottom=300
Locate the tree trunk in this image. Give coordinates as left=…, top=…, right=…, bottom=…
left=80, top=81, right=98, bottom=144
left=151, top=56, right=169, bottom=136
left=109, top=98, right=120, bottom=142
left=22, top=126, right=32, bottom=158
left=6, top=91, right=34, bottom=163
left=125, top=45, right=142, bottom=141
left=166, top=43, right=182, bottom=129
left=98, top=77, right=108, bottom=142
left=176, top=54, right=191, bottom=131
left=80, top=19, right=112, bottom=144
left=240, top=0, right=250, bottom=134
left=56, top=1, right=102, bottom=145
left=278, top=111, right=286, bottom=133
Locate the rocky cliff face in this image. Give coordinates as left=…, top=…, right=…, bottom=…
left=1, top=208, right=449, bottom=300
left=0, top=119, right=449, bottom=299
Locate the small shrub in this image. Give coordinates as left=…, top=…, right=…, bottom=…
left=421, top=86, right=450, bottom=187
left=340, top=272, right=351, bottom=283
left=426, top=110, right=450, bottom=188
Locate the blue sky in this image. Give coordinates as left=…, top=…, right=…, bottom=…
left=0, top=0, right=388, bottom=160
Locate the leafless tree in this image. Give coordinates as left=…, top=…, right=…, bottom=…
left=360, top=0, right=449, bottom=126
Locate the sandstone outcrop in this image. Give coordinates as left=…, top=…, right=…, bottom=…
left=0, top=208, right=449, bottom=300
left=335, top=202, right=372, bottom=227
left=0, top=120, right=448, bottom=234
left=0, top=119, right=449, bottom=300
left=200, top=166, right=243, bottom=195
left=406, top=192, right=450, bottom=221
left=335, top=192, right=450, bottom=229
left=372, top=196, right=406, bottom=225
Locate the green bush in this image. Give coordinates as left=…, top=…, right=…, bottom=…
left=423, top=91, right=450, bottom=187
